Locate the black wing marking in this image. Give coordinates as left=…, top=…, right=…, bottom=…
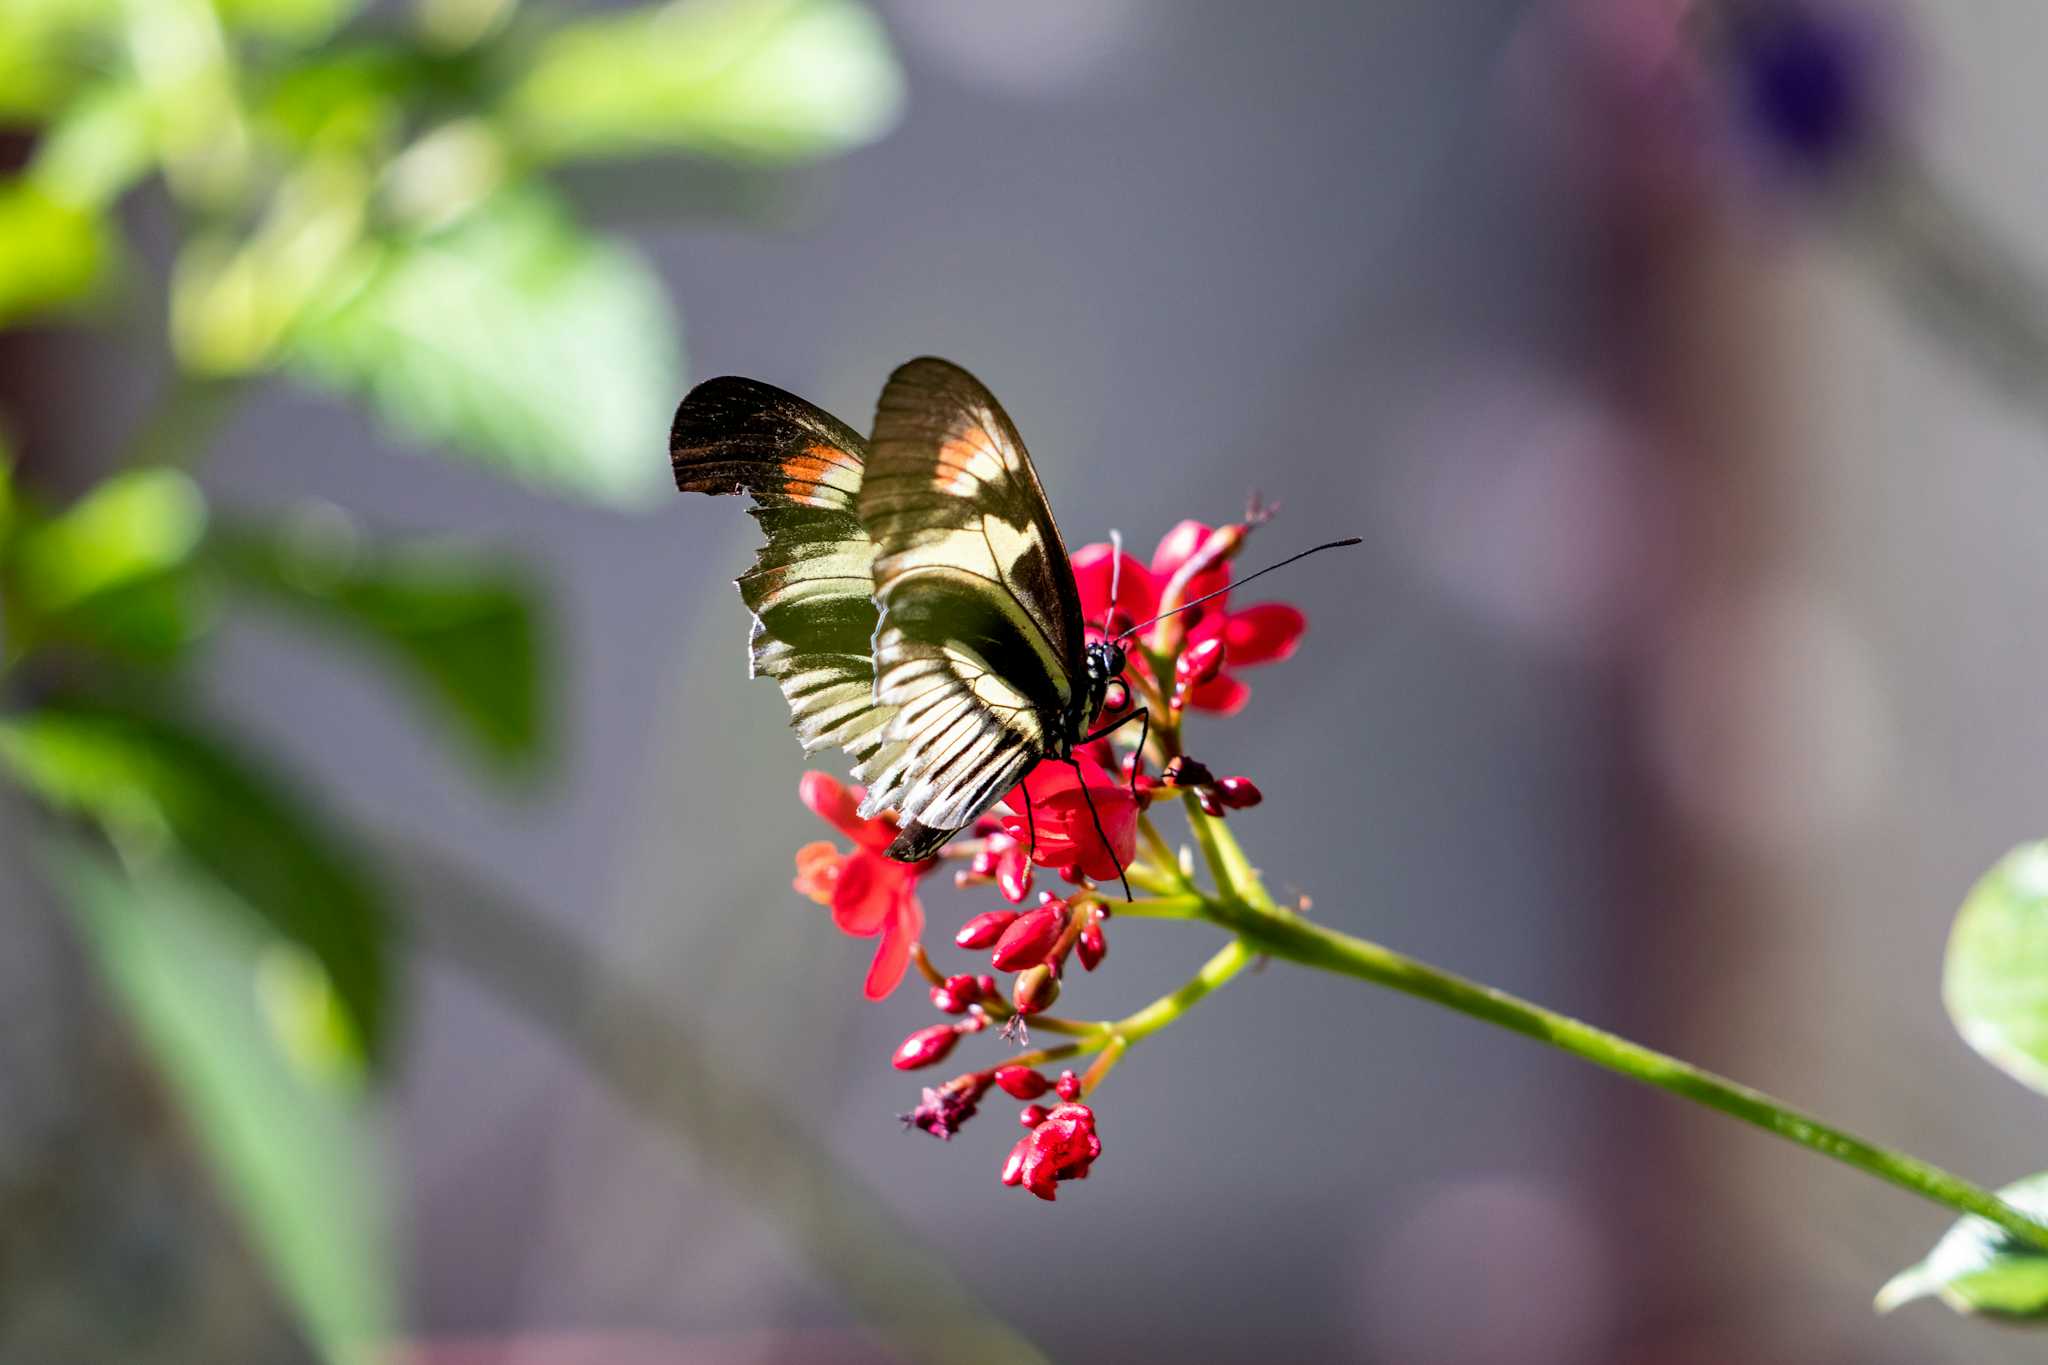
left=856, top=358, right=1086, bottom=856
left=670, top=377, right=906, bottom=783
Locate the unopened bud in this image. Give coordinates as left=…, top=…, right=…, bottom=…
left=1012, top=964, right=1061, bottom=1015
left=991, top=901, right=1071, bottom=972
left=956, top=910, right=1019, bottom=950
left=1175, top=637, right=1227, bottom=688
left=1197, top=787, right=1226, bottom=818
left=1055, top=1069, right=1082, bottom=1101
left=1216, top=775, right=1263, bottom=809
left=1000, top=1136, right=1031, bottom=1186
left=1020, top=1104, right=1049, bottom=1128
left=892, top=1024, right=961, bottom=1071
left=994, top=1065, right=1050, bottom=1100
left=996, top=853, right=1032, bottom=903
left=1077, top=919, right=1108, bottom=971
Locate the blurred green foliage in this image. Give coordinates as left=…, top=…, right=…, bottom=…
left=212, top=506, right=545, bottom=770
left=1881, top=1173, right=2048, bottom=1320
left=49, top=841, right=393, bottom=1365
left=0, top=701, right=390, bottom=1062
left=1947, top=841, right=2048, bottom=1096
left=0, top=0, right=904, bottom=1357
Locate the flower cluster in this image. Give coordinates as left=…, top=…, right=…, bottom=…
left=791, top=511, right=1314, bottom=1199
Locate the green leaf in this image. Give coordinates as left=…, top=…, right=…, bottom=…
left=211, top=509, right=547, bottom=772
left=0, top=178, right=112, bottom=325
left=11, top=469, right=207, bottom=611
left=31, top=79, right=157, bottom=209
left=1945, top=840, right=2048, bottom=1094
left=1877, top=1173, right=2048, bottom=1319
left=47, top=841, right=394, bottom=1365
left=3, top=469, right=215, bottom=663
left=0, top=0, right=115, bottom=118
left=285, top=189, right=681, bottom=506
left=505, top=0, right=904, bottom=165
left=214, top=0, right=361, bottom=44
left=0, top=701, right=392, bottom=1060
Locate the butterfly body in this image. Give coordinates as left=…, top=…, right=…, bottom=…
left=672, top=357, right=1134, bottom=868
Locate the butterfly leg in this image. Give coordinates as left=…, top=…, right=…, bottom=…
left=1065, top=755, right=1134, bottom=902
left=1080, top=705, right=1151, bottom=804
left=1023, top=779, right=1039, bottom=863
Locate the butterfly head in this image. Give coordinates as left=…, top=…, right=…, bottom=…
left=1086, top=638, right=1126, bottom=688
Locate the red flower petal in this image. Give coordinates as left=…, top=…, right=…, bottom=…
left=1071, top=543, right=1159, bottom=630
left=998, top=756, right=1137, bottom=881
left=864, top=898, right=922, bottom=1000
left=829, top=850, right=895, bottom=935
left=1185, top=673, right=1251, bottom=716
left=1149, top=520, right=1231, bottom=609
left=792, top=840, right=842, bottom=904
left=1149, top=520, right=1213, bottom=581
left=799, top=771, right=894, bottom=849
left=1221, top=602, right=1306, bottom=666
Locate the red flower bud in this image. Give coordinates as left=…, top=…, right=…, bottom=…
left=994, top=1065, right=1050, bottom=1100
left=976, top=973, right=998, bottom=997
left=1020, top=1104, right=1049, bottom=1128
left=996, top=851, right=1033, bottom=903
left=1197, top=787, right=1226, bottom=818
left=1055, top=1069, right=1082, bottom=1101
left=956, top=910, right=1019, bottom=949
left=991, top=901, right=1070, bottom=972
left=1012, top=1102, right=1101, bottom=1200
left=1175, top=637, right=1227, bottom=688
left=1000, top=1136, right=1030, bottom=1186
left=892, top=1024, right=960, bottom=1071
left=1216, top=775, right=1263, bottom=809
left=1012, top=964, right=1061, bottom=1015
left=930, top=984, right=966, bottom=1014
left=1077, top=918, right=1107, bottom=971
left=1058, top=863, right=1086, bottom=884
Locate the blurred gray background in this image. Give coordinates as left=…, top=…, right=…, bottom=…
left=17, top=0, right=2048, bottom=1361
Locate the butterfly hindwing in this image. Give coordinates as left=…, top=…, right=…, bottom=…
left=670, top=377, right=907, bottom=782
left=858, top=357, right=1087, bottom=858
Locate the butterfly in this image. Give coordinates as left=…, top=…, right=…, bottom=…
left=671, top=357, right=1145, bottom=878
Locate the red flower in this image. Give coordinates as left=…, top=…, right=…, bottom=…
left=1070, top=520, right=1307, bottom=716
left=999, top=1102, right=1102, bottom=1201
left=793, top=771, right=934, bottom=1000
left=997, top=756, right=1138, bottom=883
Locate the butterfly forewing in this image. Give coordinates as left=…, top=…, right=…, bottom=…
left=858, top=358, right=1087, bottom=857
left=670, top=377, right=908, bottom=782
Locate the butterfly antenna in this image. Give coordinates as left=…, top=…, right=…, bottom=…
left=1114, top=536, right=1362, bottom=642
left=1104, top=527, right=1124, bottom=635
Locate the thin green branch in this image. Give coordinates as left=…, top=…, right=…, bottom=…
left=1203, top=890, right=2048, bottom=1253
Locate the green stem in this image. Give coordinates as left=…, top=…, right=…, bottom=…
left=1108, top=891, right=1205, bottom=920
left=1080, top=1036, right=1127, bottom=1095
left=1113, top=938, right=1254, bottom=1044
left=1135, top=813, right=1193, bottom=893
left=1181, top=794, right=1245, bottom=900
left=1206, top=893, right=2048, bottom=1252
